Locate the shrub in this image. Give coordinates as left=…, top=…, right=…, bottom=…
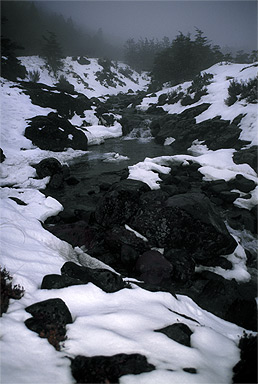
left=1, top=267, right=24, bottom=316
left=225, top=77, right=257, bottom=106
left=233, top=332, right=257, bottom=383
left=28, top=69, right=40, bottom=83
left=167, top=90, right=184, bottom=104
left=41, top=31, right=63, bottom=76
left=55, top=74, right=74, bottom=93
left=187, top=72, right=213, bottom=93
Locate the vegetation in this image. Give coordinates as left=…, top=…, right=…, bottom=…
left=151, top=29, right=222, bottom=87
left=41, top=31, right=63, bottom=76
left=1, top=16, right=27, bottom=81
left=1, top=267, right=24, bottom=316
left=225, top=77, right=258, bottom=106
left=123, top=36, right=171, bottom=72
left=28, top=69, right=40, bottom=83
left=55, top=74, right=75, bottom=93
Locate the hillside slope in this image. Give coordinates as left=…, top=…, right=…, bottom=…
left=19, top=55, right=149, bottom=97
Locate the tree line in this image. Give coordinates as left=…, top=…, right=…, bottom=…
left=1, top=1, right=257, bottom=86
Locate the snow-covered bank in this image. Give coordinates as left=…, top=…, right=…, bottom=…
left=1, top=59, right=257, bottom=383
left=138, top=62, right=258, bottom=146
left=19, top=56, right=149, bottom=98
left=0, top=186, right=246, bottom=383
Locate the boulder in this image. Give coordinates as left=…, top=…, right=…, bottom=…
left=155, top=323, right=193, bottom=347
left=71, top=353, right=155, bottom=384
left=181, top=271, right=257, bottom=331
left=164, top=248, right=195, bottom=282
left=45, top=221, right=96, bottom=248
left=0, top=148, right=6, bottom=163
left=77, top=56, right=91, bottom=65
left=25, top=113, right=88, bottom=152
left=34, top=157, right=63, bottom=178
left=233, top=146, right=258, bottom=173
left=105, top=225, right=148, bottom=252
left=228, top=174, right=256, bottom=193
left=95, top=179, right=150, bottom=228
left=135, top=250, right=173, bottom=285
left=25, top=298, right=72, bottom=350
left=130, top=192, right=237, bottom=261
left=41, top=274, right=83, bottom=289
left=61, top=261, right=125, bottom=293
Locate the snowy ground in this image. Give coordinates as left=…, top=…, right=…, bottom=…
left=19, top=55, right=149, bottom=98
left=0, top=61, right=257, bottom=383
left=138, top=62, right=258, bottom=147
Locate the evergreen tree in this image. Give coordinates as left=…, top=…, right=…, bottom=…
left=1, top=16, right=27, bottom=81
left=41, top=31, right=63, bottom=75
left=249, top=50, right=258, bottom=63
left=151, top=30, right=224, bottom=87
left=234, top=50, right=251, bottom=64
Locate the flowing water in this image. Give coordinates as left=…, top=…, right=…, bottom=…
left=69, top=129, right=175, bottom=184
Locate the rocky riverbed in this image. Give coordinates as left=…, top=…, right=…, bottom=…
left=0, top=58, right=257, bottom=383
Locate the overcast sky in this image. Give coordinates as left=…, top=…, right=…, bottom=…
left=37, top=1, right=257, bottom=51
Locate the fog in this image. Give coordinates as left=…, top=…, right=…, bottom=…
left=38, top=0, right=257, bottom=51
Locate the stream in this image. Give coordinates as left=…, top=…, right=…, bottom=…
left=45, top=128, right=177, bottom=212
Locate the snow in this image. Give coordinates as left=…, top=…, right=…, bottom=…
left=1, top=60, right=257, bottom=384
left=19, top=56, right=149, bottom=98
left=138, top=62, right=258, bottom=146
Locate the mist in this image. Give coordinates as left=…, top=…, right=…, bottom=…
left=37, top=0, right=257, bottom=52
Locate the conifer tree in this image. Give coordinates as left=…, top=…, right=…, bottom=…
left=41, top=31, right=63, bottom=75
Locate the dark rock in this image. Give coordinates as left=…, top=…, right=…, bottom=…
left=105, top=225, right=149, bottom=254
left=8, top=197, right=27, bottom=206
left=25, top=297, right=72, bottom=324
left=165, top=193, right=237, bottom=259
left=219, top=191, right=240, bottom=203
left=135, top=250, right=173, bottom=285
left=45, top=221, right=96, bottom=248
left=155, top=323, right=193, bottom=347
left=95, top=179, right=150, bottom=228
left=164, top=249, right=195, bottom=282
left=120, top=244, right=139, bottom=269
left=65, top=176, right=80, bottom=186
left=25, top=113, right=88, bottom=152
left=34, top=158, right=63, bottom=178
left=233, top=146, right=258, bottom=173
left=71, top=353, right=155, bottom=383
left=22, top=82, right=92, bottom=119
left=48, top=173, right=64, bottom=189
left=61, top=261, right=125, bottom=293
left=225, top=298, right=257, bottom=331
left=205, top=179, right=230, bottom=194
left=41, top=274, right=83, bottom=289
left=198, top=256, right=232, bottom=270
left=183, top=368, right=197, bottom=374
left=131, top=192, right=237, bottom=261
left=227, top=208, right=257, bottom=234
left=180, top=103, right=211, bottom=119
left=228, top=174, right=256, bottom=193
left=150, top=104, right=245, bottom=151
left=0, top=148, right=6, bottom=163
left=182, top=271, right=257, bottom=331
left=233, top=333, right=257, bottom=383
left=146, top=105, right=167, bottom=114
left=77, top=56, right=91, bottom=65
left=25, top=298, right=72, bottom=350
left=158, top=93, right=168, bottom=105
